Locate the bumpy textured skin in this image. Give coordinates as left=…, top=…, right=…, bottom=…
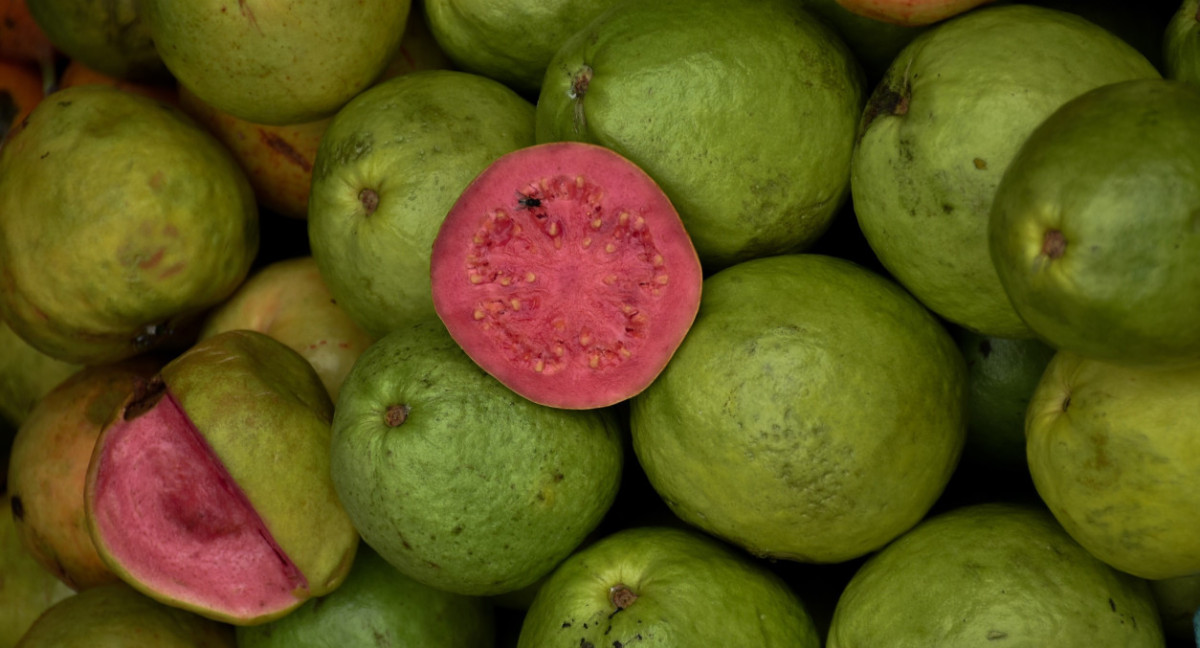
left=15, top=582, right=236, bottom=648
left=536, top=0, right=864, bottom=271
left=142, top=0, right=411, bottom=125
left=852, top=5, right=1159, bottom=338
left=0, top=85, right=259, bottom=365
left=989, top=79, right=1200, bottom=368
left=826, top=503, right=1164, bottom=647
left=631, top=254, right=966, bottom=563
left=308, top=70, right=535, bottom=339
left=330, top=318, right=623, bottom=597
left=1026, top=351, right=1200, bottom=580
left=517, top=526, right=821, bottom=647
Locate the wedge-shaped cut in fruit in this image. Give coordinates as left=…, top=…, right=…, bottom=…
left=430, top=141, right=702, bottom=409
left=89, top=390, right=306, bottom=621
left=85, top=330, right=359, bottom=625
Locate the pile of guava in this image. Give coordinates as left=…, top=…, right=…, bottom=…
left=3, top=0, right=1199, bottom=646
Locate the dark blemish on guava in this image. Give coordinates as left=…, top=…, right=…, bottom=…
left=1109, top=598, right=1116, bottom=612
left=974, top=158, right=988, bottom=170
left=373, top=629, right=387, bottom=646
left=10, top=495, right=24, bottom=520
left=1041, top=229, right=1066, bottom=259
left=39, top=151, right=49, bottom=159
left=451, top=525, right=463, bottom=535
left=1062, top=395, right=1071, bottom=412
left=359, top=188, right=380, bottom=215
left=238, top=0, right=261, bottom=31
left=57, top=101, right=71, bottom=108
left=580, top=640, right=595, bottom=648
left=942, top=203, right=954, bottom=214
left=425, top=560, right=440, bottom=569
left=124, top=375, right=166, bottom=420
left=858, top=73, right=911, bottom=140
left=562, top=622, right=572, bottom=628
left=613, top=642, right=624, bottom=648
left=401, top=539, right=412, bottom=550
left=569, top=65, right=593, bottom=134
left=384, top=404, right=409, bottom=427
left=978, top=339, right=992, bottom=358
left=986, top=630, right=1008, bottom=640
left=259, top=130, right=312, bottom=171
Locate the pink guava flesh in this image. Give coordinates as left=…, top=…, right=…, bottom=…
left=431, top=142, right=702, bottom=409
left=88, top=390, right=307, bottom=621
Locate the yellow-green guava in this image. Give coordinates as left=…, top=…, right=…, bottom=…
left=989, top=78, right=1200, bottom=368
left=826, top=503, right=1165, bottom=647
left=852, top=4, right=1160, bottom=338
left=141, top=0, right=412, bottom=125
left=27, top=0, right=168, bottom=81
left=630, top=254, right=967, bottom=564
left=536, top=0, right=865, bottom=270
left=1165, top=0, right=1200, bottom=84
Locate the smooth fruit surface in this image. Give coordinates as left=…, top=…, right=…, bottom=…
left=142, top=0, right=411, bottom=125
left=1025, top=350, right=1200, bottom=580
left=852, top=4, right=1160, bottom=338
left=330, top=318, right=623, bottom=596
left=826, top=503, right=1164, bottom=647
left=236, top=544, right=496, bottom=648
left=631, top=254, right=966, bottom=563
left=989, top=78, right=1200, bottom=368
left=14, top=581, right=236, bottom=647
left=0, top=84, right=259, bottom=365
left=308, top=69, right=535, bottom=339
left=517, top=526, right=821, bottom=647
left=536, top=0, right=864, bottom=270
left=430, top=141, right=702, bottom=410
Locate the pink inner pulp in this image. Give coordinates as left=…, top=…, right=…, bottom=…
left=89, top=391, right=307, bottom=619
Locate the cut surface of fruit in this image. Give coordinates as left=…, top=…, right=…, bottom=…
left=430, top=142, right=701, bottom=409
left=88, top=387, right=306, bottom=621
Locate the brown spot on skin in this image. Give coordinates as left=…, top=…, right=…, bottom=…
left=238, top=0, right=261, bottom=32
left=1041, top=229, right=1066, bottom=259
left=148, top=170, right=166, bottom=190
left=359, top=188, right=380, bottom=215
left=973, top=158, right=987, bottom=170
left=385, top=404, right=409, bottom=427
left=138, top=248, right=165, bottom=270
left=569, top=65, right=593, bottom=134
left=1062, top=395, right=1071, bottom=412
left=259, top=130, right=312, bottom=171
left=610, top=584, right=637, bottom=610
left=158, top=262, right=186, bottom=279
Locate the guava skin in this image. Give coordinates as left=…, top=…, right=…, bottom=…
left=1, top=494, right=75, bottom=648
left=536, top=0, right=865, bottom=271
left=27, top=0, right=168, bottom=81
left=517, top=526, right=821, bottom=647
left=308, top=70, right=535, bottom=340
left=0, top=84, right=259, bottom=365
left=826, top=503, right=1165, bottom=647
left=852, top=4, right=1160, bottom=339
left=329, top=318, right=624, bottom=597
left=1164, top=0, right=1200, bottom=84
left=141, top=0, right=412, bottom=125
left=989, top=79, right=1200, bottom=368
left=631, top=254, right=967, bottom=564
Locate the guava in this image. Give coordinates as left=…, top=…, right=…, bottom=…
left=535, top=0, right=865, bottom=271
left=85, top=330, right=359, bottom=625
left=851, top=4, right=1160, bottom=339
left=989, top=78, right=1200, bottom=368
left=0, top=84, right=259, bottom=365
left=141, top=0, right=411, bottom=125
left=1, top=494, right=75, bottom=648
left=1164, top=0, right=1200, bottom=84
left=27, top=0, right=167, bottom=81
left=1025, top=350, right=1200, bottom=580
left=0, top=319, right=80, bottom=429
left=430, top=141, right=702, bottom=410
left=308, top=69, right=535, bottom=339
left=517, top=526, right=821, bottom=647
left=15, top=581, right=236, bottom=647
left=835, top=0, right=997, bottom=26
left=630, top=254, right=967, bottom=564
left=198, top=257, right=374, bottom=403
left=329, top=318, right=623, bottom=597
left=826, top=503, right=1165, bottom=647
left=7, top=358, right=161, bottom=591
left=236, top=544, right=496, bottom=647
left=955, top=329, right=1055, bottom=473
left=424, top=0, right=621, bottom=94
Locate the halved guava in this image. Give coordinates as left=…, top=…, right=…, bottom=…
left=86, top=382, right=307, bottom=625
left=430, top=141, right=702, bottom=410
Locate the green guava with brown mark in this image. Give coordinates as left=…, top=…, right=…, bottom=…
left=0, top=84, right=259, bottom=365
left=851, top=4, right=1160, bottom=339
